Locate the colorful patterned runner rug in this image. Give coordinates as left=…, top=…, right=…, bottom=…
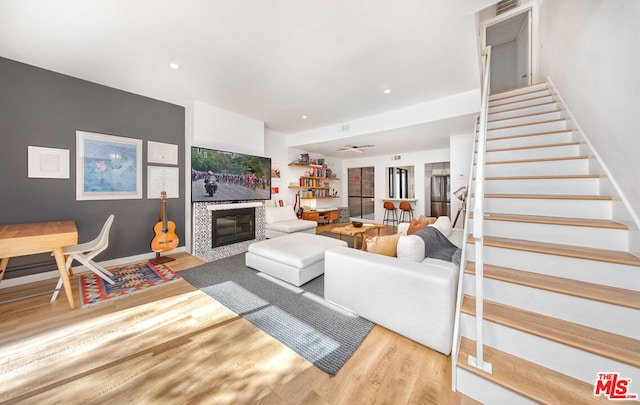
left=79, top=261, right=181, bottom=307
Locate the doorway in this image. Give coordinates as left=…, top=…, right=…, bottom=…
left=483, top=5, right=537, bottom=94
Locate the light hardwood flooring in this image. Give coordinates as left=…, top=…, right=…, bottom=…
left=0, top=248, right=478, bottom=404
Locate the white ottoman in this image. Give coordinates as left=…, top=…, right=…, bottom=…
left=245, top=233, right=348, bottom=286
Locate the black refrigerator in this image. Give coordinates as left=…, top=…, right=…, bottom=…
left=430, top=175, right=450, bottom=217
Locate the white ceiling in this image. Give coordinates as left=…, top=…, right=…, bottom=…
left=0, top=0, right=495, bottom=157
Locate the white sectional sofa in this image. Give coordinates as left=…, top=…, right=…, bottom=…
left=264, top=205, right=317, bottom=239
left=324, top=220, right=462, bottom=355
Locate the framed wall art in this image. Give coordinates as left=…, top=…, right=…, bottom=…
left=27, top=146, right=70, bottom=179
left=76, top=130, right=143, bottom=200
left=148, top=140, right=178, bottom=165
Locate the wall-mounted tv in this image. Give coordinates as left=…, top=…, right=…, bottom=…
left=191, top=146, right=271, bottom=202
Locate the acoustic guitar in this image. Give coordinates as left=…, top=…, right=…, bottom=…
left=151, top=191, right=179, bottom=252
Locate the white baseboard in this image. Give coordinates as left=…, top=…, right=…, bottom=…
left=0, top=246, right=186, bottom=289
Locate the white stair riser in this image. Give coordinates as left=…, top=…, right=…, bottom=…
left=488, top=102, right=558, bottom=121
left=482, top=158, right=588, bottom=177
left=466, top=245, right=640, bottom=291
left=460, top=314, right=640, bottom=386
left=473, top=197, right=611, bottom=219
left=489, top=83, right=549, bottom=101
left=456, top=368, right=537, bottom=405
left=489, top=95, right=555, bottom=113
left=468, top=220, right=628, bottom=250
left=462, top=276, right=639, bottom=338
left=485, top=131, right=575, bottom=149
left=487, top=111, right=563, bottom=129
left=483, top=144, right=581, bottom=162
left=482, top=177, right=600, bottom=195
left=485, top=120, right=568, bottom=138
left=489, top=89, right=552, bottom=106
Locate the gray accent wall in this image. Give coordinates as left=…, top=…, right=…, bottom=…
left=0, top=57, right=185, bottom=279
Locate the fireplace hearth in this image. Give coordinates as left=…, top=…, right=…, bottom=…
left=211, top=207, right=255, bottom=248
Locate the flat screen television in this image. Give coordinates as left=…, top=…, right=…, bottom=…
left=191, top=146, right=271, bottom=202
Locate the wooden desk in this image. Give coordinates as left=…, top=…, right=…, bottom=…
left=329, top=223, right=385, bottom=249
left=302, top=209, right=339, bottom=224
left=0, top=221, right=78, bottom=309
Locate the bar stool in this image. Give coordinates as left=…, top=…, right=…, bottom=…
left=383, top=201, right=398, bottom=226
left=399, top=201, right=414, bottom=223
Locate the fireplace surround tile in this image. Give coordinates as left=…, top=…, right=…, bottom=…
left=193, top=201, right=266, bottom=261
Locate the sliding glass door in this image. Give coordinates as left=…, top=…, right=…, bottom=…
left=348, top=167, right=375, bottom=220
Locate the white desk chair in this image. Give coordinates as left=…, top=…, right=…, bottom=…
left=51, top=215, right=115, bottom=302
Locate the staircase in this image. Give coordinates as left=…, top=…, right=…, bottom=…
left=454, top=82, right=640, bottom=404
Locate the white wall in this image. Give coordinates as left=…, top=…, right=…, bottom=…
left=184, top=101, right=265, bottom=251
left=538, top=0, right=640, bottom=251
left=491, top=41, right=517, bottom=93
left=450, top=133, right=475, bottom=229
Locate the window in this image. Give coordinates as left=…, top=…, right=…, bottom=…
left=348, top=167, right=374, bottom=220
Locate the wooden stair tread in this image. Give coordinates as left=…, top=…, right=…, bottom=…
left=484, top=128, right=574, bottom=142
left=467, top=235, right=640, bottom=266
left=481, top=174, right=600, bottom=180
left=479, top=212, right=628, bottom=230
left=461, top=296, right=640, bottom=368
left=485, top=141, right=580, bottom=153
left=488, top=109, right=562, bottom=124
left=483, top=155, right=588, bottom=165
left=458, top=337, right=611, bottom=404
left=464, top=262, right=640, bottom=310
left=488, top=101, right=557, bottom=116
left=489, top=83, right=548, bottom=99
left=474, top=193, right=611, bottom=200
left=480, top=118, right=566, bottom=132
left=489, top=94, right=554, bottom=109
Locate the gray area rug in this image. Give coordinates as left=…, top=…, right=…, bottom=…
left=179, top=253, right=374, bottom=376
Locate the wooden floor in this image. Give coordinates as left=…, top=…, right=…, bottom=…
left=0, top=249, right=479, bottom=404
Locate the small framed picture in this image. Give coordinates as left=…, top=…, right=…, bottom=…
left=28, top=146, right=70, bottom=179
left=278, top=199, right=285, bottom=207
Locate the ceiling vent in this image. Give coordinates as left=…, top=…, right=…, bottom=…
left=496, top=0, right=520, bottom=15
left=391, top=155, right=401, bottom=161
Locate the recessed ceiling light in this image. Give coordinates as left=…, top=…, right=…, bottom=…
left=301, top=115, right=308, bottom=119
left=383, top=89, right=392, bottom=95
left=169, top=63, right=180, bottom=69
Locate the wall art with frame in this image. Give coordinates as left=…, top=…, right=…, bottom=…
left=76, top=130, right=143, bottom=200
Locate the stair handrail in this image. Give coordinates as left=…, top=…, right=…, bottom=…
left=469, top=45, right=493, bottom=373
left=450, top=114, right=480, bottom=390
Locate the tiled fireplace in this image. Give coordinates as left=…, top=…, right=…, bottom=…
left=192, top=201, right=266, bottom=261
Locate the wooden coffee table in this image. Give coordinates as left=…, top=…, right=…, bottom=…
left=329, top=223, right=386, bottom=249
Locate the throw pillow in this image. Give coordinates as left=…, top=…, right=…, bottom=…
left=396, top=235, right=426, bottom=262
left=428, top=216, right=453, bottom=237
left=407, top=218, right=430, bottom=235
left=417, top=215, right=438, bottom=224
left=365, top=233, right=401, bottom=257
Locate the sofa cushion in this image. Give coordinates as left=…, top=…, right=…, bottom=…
left=265, top=219, right=316, bottom=233
left=407, top=218, right=430, bottom=235
left=366, top=233, right=401, bottom=257
left=396, top=235, right=425, bottom=262
left=265, top=205, right=297, bottom=224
